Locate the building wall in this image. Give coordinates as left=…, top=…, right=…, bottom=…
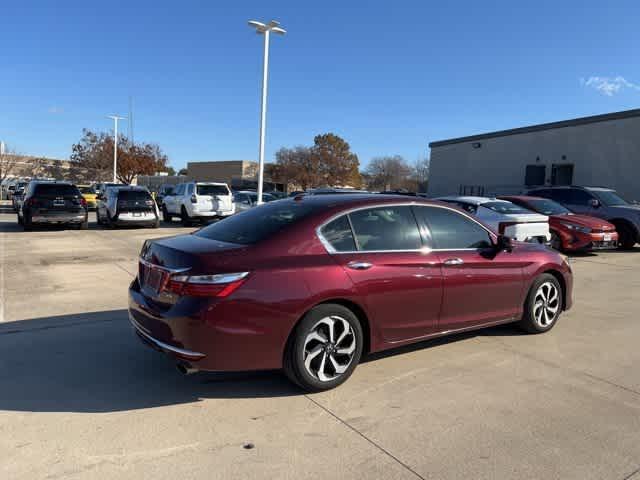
left=187, top=161, right=246, bottom=183
left=428, top=116, right=640, bottom=201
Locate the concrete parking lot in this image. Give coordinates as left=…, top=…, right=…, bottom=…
left=1, top=211, right=640, bottom=480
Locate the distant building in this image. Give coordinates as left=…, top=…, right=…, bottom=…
left=187, top=160, right=285, bottom=192
left=428, top=108, right=640, bottom=201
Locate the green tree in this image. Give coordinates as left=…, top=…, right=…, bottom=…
left=312, top=133, right=361, bottom=188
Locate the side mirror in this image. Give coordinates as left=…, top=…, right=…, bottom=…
left=496, top=234, right=513, bottom=252
left=589, top=198, right=601, bottom=208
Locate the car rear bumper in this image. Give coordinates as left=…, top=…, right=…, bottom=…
left=190, top=209, right=234, bottom=218
left=31, top=212, right=86, bottom=223
left=127, top=278, right=286, bottom=372
left=113, top=212, right=158, bottom=224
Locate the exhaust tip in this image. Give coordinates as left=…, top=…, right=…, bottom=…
left=176, top=362, right=198, bottom=375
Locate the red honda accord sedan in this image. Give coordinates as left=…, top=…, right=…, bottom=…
left=499, top=195, right=618, bottom=252
left=129, top=194, right=573, bottom=391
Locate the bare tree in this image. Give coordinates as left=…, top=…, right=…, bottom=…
left=412, top=155, right=430, bottom=193
left=364, top=155, right=412, bottom=191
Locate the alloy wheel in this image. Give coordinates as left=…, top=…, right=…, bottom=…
left=303, top=316, right=356, bottom=382
left=533, top=281, right=560, bottom=328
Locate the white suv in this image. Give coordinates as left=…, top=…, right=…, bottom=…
left=162, top=182, right=235, bottom=225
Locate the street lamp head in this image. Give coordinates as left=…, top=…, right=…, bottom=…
left=106, top=115, right=127, bottom=121
left=248, top=19, right=286, bottom=35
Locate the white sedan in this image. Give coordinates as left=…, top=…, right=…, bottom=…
left=437, top=196, right=551, bottom=243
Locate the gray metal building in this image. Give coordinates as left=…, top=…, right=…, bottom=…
left=428, top=108, right=640, bottom=201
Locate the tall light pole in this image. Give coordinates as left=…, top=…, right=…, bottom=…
left=248, top=19, right=286, bottom=204
left=106, top=115, right=126, bottom=183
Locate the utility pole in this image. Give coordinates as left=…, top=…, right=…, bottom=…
left=106, top=115, right=127, bottom=183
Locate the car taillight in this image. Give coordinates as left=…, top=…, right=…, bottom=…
left=80, top=198, right=87, bottom=207
left=165, top=272, right=249, bottom=297
left=190, top=194, right=197, bottom=203
left=145, top=200, right=154, bottom=206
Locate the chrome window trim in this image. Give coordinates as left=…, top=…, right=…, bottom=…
left=316, top=202, right=496, bottom=254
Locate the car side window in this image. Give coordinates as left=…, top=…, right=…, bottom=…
left=175, top=184, right=185, bottom=196
left=567, top=189, right=593, bottom=205
left=187, top=184, right=194, bottom=195
left=320, top=215, right=356, bottom=252
left=348, top=206, right=422, bottom=251
left=415, top=206, right=492, bottom=250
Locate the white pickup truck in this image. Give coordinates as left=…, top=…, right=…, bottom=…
left=162, top=182, right=235, bottom=226
left=437, top=196, right=551, bottom=243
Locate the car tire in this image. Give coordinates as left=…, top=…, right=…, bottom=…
left=17, top=213, right=23, bottom=225
left=518, top=273, right=563, bottom=334
left=96, top=210, right=103, bottom=226
left=162, top=206, right=172, bottom=223
left=23, top=212, right=33, bottom=231
left=181, top=206, right=192, bottom=227
left=616, top=223, right=637, bottom=250
left=152, top=218, right=160, bottom=228
left=284, top=304, right=364, bottom=392
left=79, top=217, right=89, bottom=230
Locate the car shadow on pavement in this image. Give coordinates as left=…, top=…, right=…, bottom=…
left=0, top=310, right=299, bottom=413
left=0, top=310, right=526, bottom=413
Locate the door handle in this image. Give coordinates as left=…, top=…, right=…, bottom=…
left=443, top=258, right=464, bottom=266
left=347, top=261, right=373, bottom=270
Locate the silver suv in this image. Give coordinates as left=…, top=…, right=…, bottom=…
left=528, top=186, right=640, bottom=249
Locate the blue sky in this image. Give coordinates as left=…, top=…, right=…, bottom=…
left=1, top=0, right=639, bottom=170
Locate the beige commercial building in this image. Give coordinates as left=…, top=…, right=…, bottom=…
left=428, top=108, right=640, bottom=201
left=187, top=160, right=285, bottom=192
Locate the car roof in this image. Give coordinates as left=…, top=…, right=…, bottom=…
left=193, top=182, right=228, bottom=185
left=437, top=196, right=509, bottom=205
left=529, top=185, right=615, bottom=192
left=498, top=195, right=548, bottom=202
left=282, top=193, right=448, bottom=210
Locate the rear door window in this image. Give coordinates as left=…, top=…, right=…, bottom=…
left=320, top=216, right=356, bottom=252
left=348, top=206, right=422, bottom=251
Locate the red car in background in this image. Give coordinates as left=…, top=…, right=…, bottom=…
left=499, top=196, right=618, bottom=252
left=129, top=194, right=573, bottom=391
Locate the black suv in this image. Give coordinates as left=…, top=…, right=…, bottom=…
left=528, top=186, right=640, bottom=249
left=18, top=181, right=89, bottom=231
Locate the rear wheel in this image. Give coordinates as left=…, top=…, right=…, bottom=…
left=518, top=273, right=563, bottom=334
left=616, top=223, right=637, bottom=250
left=79, top=217, right=89, bottom=230
left=180, top=206, right=192, bottom=227
left=152, top=218, right=160, bottom=228
left=162, top=205, right=172, bottom=223
left=17, top=212, right=23, bottom=225
left=284, top=304, right=363, bottom=392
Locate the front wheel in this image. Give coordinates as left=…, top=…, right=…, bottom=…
left=518, top=273, right=563, bottom=334
left=284, top=304, right=363, bottom=392
left=617, top=224, right=637, bottom=250
left=550, top=231, right=563, bottom=252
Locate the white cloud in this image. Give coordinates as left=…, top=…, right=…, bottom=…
left=581, top=76, right=640, bottom=96
left=48, top=106, right=64, bottom=114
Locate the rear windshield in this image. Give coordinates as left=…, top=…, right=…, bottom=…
left=33, top=184, right=80, bottom=197
left=118, top=190, right=152, bottom=201
left=197, top=184, right=229, bottom=196
left=482, top=201, right=531, bottom=214
left=196, top=201, right=318, bottom=245
left=78, top=186, right=95, bottom=194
